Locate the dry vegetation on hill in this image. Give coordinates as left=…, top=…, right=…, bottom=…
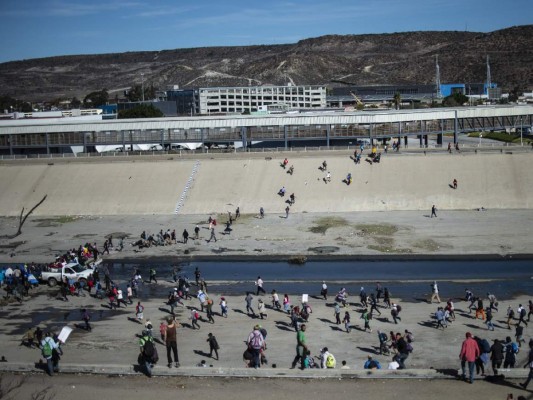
left=0, top=25, right=531, bottom=102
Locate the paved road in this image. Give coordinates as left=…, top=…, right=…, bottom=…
left=0, top=373, right=530, bottom=400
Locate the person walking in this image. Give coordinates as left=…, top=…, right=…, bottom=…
left=207, top=227, right=217, bottom=243
left=219, top=297, right=228, bottom=317
left=291, top=324, right=308, bottom=370
left=285, top=206, right=290, bottom=218
left=431, top=205, right=437, bottom=218
left=369, top=293, right=382, bottom=318
left=485, top=307, right=495, bottom=331
left=271, top=290, right=281, bottom=310
left=429, top=281, right=441, bottom=304
left=506, top=305, right=515, bottom=329
left=320, top=281, right=328, bottom=300
left=245, top=292, right=256, bottom=317
left=258, top=299, right=267, bottom=320
left=206, top=298, right=215, bottom=324
left=163, top=316, right=180, bottom=368
left=135, top=301, right=144, bottom=323
left=490, top=339, right=504, bottom=375
left=255, top=276, right=266, bottom=296
left=190, top=308, right=201, bottom=329
left=519, top=340, right=533, bottom=389
left=81, top=308, right=92, bottom=331
left=182, top=229, right=189, bottom=244
left=383, top=287, right=392, bottom=309
left=149, top=268, right=157, bottom=283
left=394, top=332, right=409, bottom=369
left=459, top=332, right=480, bottom=384
left=41, top=332, right=60, bottom=376
left=361, top=308, right=372, bottom=332
left=247, top=325, right=265, bottom=369
left=194, top=225, right=200, bottom=239
left=487, top=292, right=498, bottom=312
left=139, top=330, right=156, bottom=377
left=207, top=333, right=219, bottom=360
left=334, top=302, right=341, bottom=325
left=518, top=304, right=528, bottom=326
left=342, top=311, right=351, bottom=333
left=259, top=207, right=264, bottom=219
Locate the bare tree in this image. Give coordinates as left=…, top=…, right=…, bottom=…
left=11, top=195, right=47, bottom=238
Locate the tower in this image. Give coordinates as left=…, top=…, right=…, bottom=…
left=435, top=55, right=442, bottom=98
left=486, top=55, right=492, bottom=95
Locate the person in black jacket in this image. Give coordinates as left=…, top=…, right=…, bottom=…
left=490, top=338, right=504, bottom=375
left=394, top=332, right=409, bottom=369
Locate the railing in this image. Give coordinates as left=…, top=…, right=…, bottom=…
left=0, top=142, right=529, bottom=161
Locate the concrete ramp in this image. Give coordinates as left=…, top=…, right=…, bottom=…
left=0, top=160, right=197, bottom=216
left=180, top=152, right=533, bottom=214
left=0, top=152, right=531, bottom=216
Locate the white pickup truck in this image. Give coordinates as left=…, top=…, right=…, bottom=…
left=40, top=263, right=94, bottom=286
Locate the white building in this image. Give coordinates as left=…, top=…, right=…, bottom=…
left=198, top=84, right=326, bottom=115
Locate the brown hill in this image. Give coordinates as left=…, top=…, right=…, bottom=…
left=0, top=25, right=531, bottom=103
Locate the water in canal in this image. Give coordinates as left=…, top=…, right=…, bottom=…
left=103, top=259, right=532, bottom=302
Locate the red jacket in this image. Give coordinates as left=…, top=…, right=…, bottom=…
left=460, top=337, right=480, bottom=362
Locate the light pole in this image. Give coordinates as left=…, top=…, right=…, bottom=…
left=479, top=133, right=482, bottom=147
left=520, top=117, right=523, bottom=146
left=141, top=73, right=145, bottom=103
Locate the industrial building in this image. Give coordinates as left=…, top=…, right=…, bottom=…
left=155, top=84, right=327, bottom=116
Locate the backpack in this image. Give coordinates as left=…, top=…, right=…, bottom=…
left=406, top=343, right=414, bottom=353
left=511, top=342, right=519, bottom=354
left=520, top=308, right=526, bottom=318
left=137, top=305, right=144, bottom=313
left=251, top=331, right=264, bottom=349
left=143, top=338, right=159, bottom=363
left=481, top=339, right=491, bottom=354
left=326, top=353, right=336, bottom=368
left=379, top=332, right=388, bottom=343
left=396, top=305, right=402, bottom=313
left=42, top=340, right=53, bottom=358
left=405, top=332, right=414, bottom=343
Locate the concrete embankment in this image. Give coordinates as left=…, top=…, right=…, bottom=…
left=0, top=151, right=532, bottom=217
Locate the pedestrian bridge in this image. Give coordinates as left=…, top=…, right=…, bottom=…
left=0, top=105, right=531, bottom=155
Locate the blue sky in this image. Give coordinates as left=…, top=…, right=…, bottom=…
left=0, top=0, right=531, bottom=63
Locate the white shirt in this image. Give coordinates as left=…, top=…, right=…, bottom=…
left=388, top=361, right=400, bottom=370
left=256, top=278, right=263, bottom=288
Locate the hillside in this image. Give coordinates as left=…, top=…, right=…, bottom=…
left=0, top=25, right=531, bottom=102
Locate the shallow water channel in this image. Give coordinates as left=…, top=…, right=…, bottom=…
left=104, top=259, right=533, bottom=302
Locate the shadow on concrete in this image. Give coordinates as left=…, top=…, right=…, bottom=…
left=127, top=317, right=142, bottom=324
left=356, top=346, right=379, bottom=355
left=329, top=325, right=345, bottom=332
left=193, top=349, right=212, bottom=358
left=435, top=367, right=458, bottom=377
left=318, top=318, right=335, bottom=324
left=417, top=321, right=436, bottom=328
left=484, top=374, right=529, bottom=394
left=463, top=323, right=484, bottom=330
